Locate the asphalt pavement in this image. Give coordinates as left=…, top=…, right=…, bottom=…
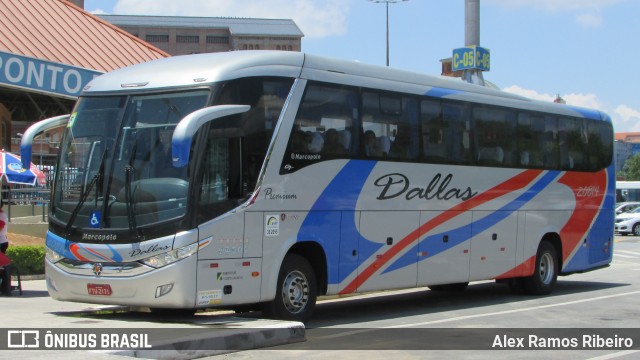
left=0, top=279, right=305, bottom=359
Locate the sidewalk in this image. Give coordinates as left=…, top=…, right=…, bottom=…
left=0, top=280, right=305, bottom=359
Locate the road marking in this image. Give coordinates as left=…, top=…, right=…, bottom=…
left=587, top=350, right=640, bottom=359
left=315, top=290, right=640, bottom=342
left=383, top=290, right=640, bottom=328
left=616, top=250, right=640, bottom=256
left=613, top=254, right=638, bottom=258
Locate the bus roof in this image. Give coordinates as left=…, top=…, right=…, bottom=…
left=83, top=51, right=608, bottom=121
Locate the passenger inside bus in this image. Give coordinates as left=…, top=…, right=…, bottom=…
left=308, top=132, right=324, bottom=153
left=389, top=125, right=413, bottom=159
left=290, top=129, right=308, bottom=153
left=477, top=129, right=504, bottom=165
left=363, top=130, right=377, bottom=157
left=323, top=128, right=346, bottom=155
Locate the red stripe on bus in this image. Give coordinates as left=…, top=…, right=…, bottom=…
left=339, top=169, right=543, bottom=295
left=557, top=170, right=607, bottom=262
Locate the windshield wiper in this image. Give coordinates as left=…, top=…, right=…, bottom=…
left=64, top=151, right=107, bottom=236
left=124, top=165, right=143, bottom=241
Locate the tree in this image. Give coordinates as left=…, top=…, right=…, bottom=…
left=622, top=153, right=640, bottom=180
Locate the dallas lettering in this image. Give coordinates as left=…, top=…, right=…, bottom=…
left=374, top=173, right=477, bottom=201
left=129, top=244, right=170, bottom=257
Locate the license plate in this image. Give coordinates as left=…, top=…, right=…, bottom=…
left=87, top=283, right=112, bottom=296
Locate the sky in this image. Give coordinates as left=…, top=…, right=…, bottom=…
left=84, top=0, right=640, bottom=133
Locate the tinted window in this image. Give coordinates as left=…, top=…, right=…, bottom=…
left=282, top=83, right=358, bottom=173
left=362, top=91, right=419, bottom=161
left=474, top=106, right=516, bottom=167
left=587, top=121, right=613, bottom=171
left=280, top=81, right=613, bottom=173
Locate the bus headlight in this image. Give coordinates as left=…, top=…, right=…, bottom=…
left=45, top=247, right=63, bottom=264
left=139, top=243, right=198, bottom=268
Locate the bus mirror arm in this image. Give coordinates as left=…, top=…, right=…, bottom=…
left=171, top=105, right=251, bottom=168
left=20, top=114, right=70, bottom=169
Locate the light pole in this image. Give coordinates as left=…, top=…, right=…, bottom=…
left=462, top=0, right=485, bottom=85
left=369, top=0, right=409, bottom=67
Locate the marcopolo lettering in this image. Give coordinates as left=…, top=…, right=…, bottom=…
left=374, top=173, right=477, bottom=201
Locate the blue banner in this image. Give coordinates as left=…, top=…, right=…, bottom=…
left=0, top=50, right=103, bottom=99
left=452, top=46, right=490, bottom=72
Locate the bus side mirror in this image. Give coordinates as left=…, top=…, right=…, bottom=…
left=20, top=114, right=70, bottom=169
left=172, top=105, right=250, bottom=168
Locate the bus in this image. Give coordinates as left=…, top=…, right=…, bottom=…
left=21, top=51, right=615, bottom=322
left=616, top=181, right=640, bottom=202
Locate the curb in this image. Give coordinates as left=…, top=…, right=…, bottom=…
left=108, top=323, right=306, bottom=359
left=13, top=274, right=45, bottom=281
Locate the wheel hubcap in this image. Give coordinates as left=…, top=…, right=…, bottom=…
left=281, top=270, right=309, bottom=314
left=539, top=252, right=554, bottom=285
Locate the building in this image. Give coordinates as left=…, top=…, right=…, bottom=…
left=97, top=15, right=304, bottom=56
left=439, top=58, right=463, bottom=78
left=615, top=132, right=640, bottom=177
left=1, top=0, right=303, bottom=167
left=0, top=0, right=167, bottom=162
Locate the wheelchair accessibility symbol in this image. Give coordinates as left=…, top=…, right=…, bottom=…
left=89, top=211, right=101, bottom=228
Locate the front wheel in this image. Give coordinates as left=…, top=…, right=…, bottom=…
left=522, top=241, right=558, bottom=295
left=263, top=254, right=317, bottom=323
left=633, top=224, right=640, bottom=236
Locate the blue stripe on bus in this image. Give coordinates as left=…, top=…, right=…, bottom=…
left=565, top=105, right=603, bottom=121
left=46, top=231, right=73, bottom=259
left=563, top=168, right=616, bottom=272
left=46, top=231, right=123, bottom=262
left=296, top=160, right=381, bottom=284
left=383, top=171, right=561, bottom=274
left=425, top=87, right=462, bottom=98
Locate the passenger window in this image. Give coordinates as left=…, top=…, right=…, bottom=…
left=442, top=102, right=472, bottom=165
left=421, top=100, right=447, bottom=163
left=473, top=106, right=515, bottom=167
left=362, top=91, right=418, bottom=161
left=543, top=117, right=559, bottom=169
left=516, top=113, right=544, bottom=168
left=587, top=121, right=613, bottom=171
left=281, top=83, right=358, bottom=173
left=559, top=118, right=589, bottom=171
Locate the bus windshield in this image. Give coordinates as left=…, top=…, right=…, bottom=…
left=51, top=90, right=209, bottom=235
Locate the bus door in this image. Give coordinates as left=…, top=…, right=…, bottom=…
left=357, top=211, right=419, bottom=292
left=418, top=211, right=471, bottom=286
left=469, top=211, right=518, bottom=281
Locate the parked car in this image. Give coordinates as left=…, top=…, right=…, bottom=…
left=615, top=202, right=640, bottom=215
left=615, top=207, right=640, bottom=235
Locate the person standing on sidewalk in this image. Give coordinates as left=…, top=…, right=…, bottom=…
left=0, top=201, right=8, bottom=254
left=0, top=201, right=10, bottom=295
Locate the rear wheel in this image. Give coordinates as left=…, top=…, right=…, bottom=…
left=522, top=241, right=558, bottom=295
left=263, top=254, right=317, bottom=323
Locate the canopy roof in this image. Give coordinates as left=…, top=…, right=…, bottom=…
left=0, top=0, right=168, bottom=73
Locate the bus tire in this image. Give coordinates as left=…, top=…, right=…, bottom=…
left=522, top=241, right=558, bottom=295
left=263, top=253, right=317, bottom=323
left=428, top=282, right=469, bottom=292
